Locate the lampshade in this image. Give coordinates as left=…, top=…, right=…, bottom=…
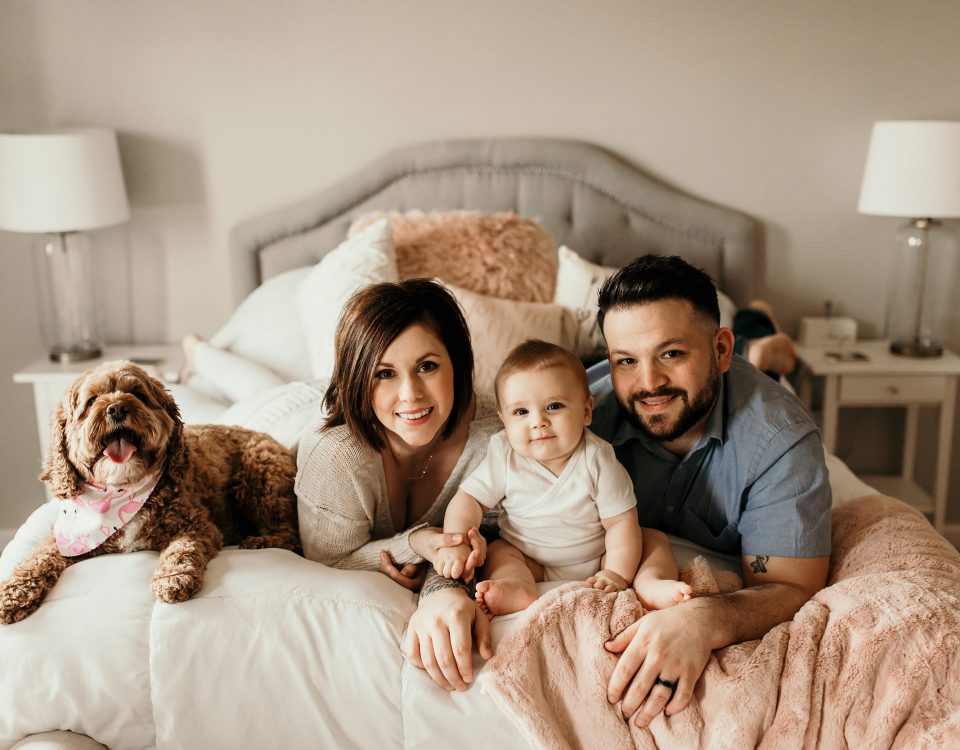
left=0, top=127, right=130, bottom=233
left=858, top=121, right=960, bottom=218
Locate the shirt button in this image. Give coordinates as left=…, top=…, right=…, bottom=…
left=666, top=505, right=674, bottom=512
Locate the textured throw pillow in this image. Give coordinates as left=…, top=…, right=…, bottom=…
left=553, top=246, right=738, bottom=358
left=442, top=281, right=577, bottom=397
left=208, top=265, right=314, bottom=383
left=296, top=219, right=398, bottom=380
left=349, top=210, right=557, bottom=303
left=216, top=380, right=328, bottom=451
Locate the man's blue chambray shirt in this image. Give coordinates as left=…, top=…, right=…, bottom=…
left=589, top=355, right=832, bottom=558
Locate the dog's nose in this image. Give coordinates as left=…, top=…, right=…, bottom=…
left=106, top=403, right=128, bottom=422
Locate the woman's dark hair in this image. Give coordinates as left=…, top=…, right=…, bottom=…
left=596, top=254, right=721, bottom=334
left=322, top=279, right=474, bottom=451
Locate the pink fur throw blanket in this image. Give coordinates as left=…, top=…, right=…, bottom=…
left=349, top=210, right=557, bottom=302
left=479, top=496, right=960, bottom=749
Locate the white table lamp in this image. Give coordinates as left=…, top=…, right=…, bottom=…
left=858, top=120, right=960, bottom=357
left=0, top=127, right=130, bottom=362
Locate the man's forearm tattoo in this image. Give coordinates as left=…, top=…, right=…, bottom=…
left=750, top=555, right=769, bottom=574
left=419, top=570, right=472, bottom=600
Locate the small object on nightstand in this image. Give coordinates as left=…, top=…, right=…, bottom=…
left=825, top=351, right=869, bottom=363
left=799, top=316, right=858, bottom=347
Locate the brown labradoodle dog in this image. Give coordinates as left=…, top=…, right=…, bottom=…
left=0, top=360, right=300, bottom=624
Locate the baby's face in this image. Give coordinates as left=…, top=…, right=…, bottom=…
left=497, top=365, right=593, bottom=476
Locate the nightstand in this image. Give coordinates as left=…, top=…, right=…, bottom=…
left=13, top=344, right=184, bottom=464
left=795, top=340, right=960, bottom=535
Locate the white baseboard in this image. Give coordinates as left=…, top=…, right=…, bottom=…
left=0, top=528, right=15, bottom=553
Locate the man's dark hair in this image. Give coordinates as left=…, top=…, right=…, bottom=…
left=596, top=254, right=721, bottom=334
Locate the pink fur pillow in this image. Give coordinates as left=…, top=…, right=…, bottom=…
left=348, top=210, right=557, bottom=303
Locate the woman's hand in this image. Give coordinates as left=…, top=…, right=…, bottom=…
left=379, top=551, right=426, bottom=591
left=405, top=581, right=494, bottom=691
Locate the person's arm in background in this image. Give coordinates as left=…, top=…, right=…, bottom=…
left=733, top=300, right=797, bottom=378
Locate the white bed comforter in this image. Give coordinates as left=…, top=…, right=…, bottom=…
left=0, top=453, right=873, bottom=750
left=0, top=502, right=530, bottom=749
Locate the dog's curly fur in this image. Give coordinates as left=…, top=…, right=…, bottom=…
left=0, top=360, right=300, bottom=624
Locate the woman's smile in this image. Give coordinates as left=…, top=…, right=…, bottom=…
left=395, top=406, right=435, bottom=424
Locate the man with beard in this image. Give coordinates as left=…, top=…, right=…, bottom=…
left=589, top=254, right=831, bottom=729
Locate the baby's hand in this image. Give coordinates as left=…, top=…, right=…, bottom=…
left=635, top=578, right=693, bottom=610
left=434, top=543, right=473, bottom=581
left=586, top=569, right=629, bottom=593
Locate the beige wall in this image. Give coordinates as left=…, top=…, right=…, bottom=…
left=2, top=0, right=960, bottom=529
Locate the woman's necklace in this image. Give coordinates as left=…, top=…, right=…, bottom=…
left=405, top=451, right=435, bottom=481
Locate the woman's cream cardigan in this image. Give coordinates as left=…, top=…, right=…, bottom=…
left=296, top=400, right=501, bottom=569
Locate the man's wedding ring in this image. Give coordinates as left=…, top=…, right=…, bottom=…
left=654, top=677, right=677, bottom=691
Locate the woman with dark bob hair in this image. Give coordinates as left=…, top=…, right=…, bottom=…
left=296, top=280, right=500, bottom=684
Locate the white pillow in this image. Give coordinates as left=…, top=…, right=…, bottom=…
left=208, top=266, right=314, bottom=383
left=296, top=219, right=399, bottom=381
left=215, top=380, right=328, bottom=451
left=443, top=281, right=577, bottom=397
left=553, top=246, right=738, bottom=358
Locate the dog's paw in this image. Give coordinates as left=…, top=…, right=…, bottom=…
left=238, top=534, right=299, bottom=551
left=151, top=572, right=203, bottom=603
left=0, top=579, right=44, bottom=624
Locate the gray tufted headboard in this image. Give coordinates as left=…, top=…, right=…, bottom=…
left=229, top=138, right=760, bottom=306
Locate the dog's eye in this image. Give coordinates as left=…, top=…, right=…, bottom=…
left=132, top=388, right=149, bottom=403
left=85, top=396, right=96, bottom=410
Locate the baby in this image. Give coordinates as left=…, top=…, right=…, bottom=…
left=435, top=339, right=691, bottom=616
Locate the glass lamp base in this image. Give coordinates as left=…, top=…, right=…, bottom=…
left=890, top=339, right=943, bottom=358
left=34, top=232, right=105, bottom=365
left=49, top=345, right=102, bottom=363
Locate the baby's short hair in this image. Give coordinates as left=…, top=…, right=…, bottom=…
left=494, top=340, right=588, bottom=406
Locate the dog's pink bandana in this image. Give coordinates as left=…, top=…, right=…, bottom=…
left=53, top=473, right=160, bottom=556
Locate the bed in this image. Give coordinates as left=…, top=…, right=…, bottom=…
left=1, top=138, right=958, bottom=749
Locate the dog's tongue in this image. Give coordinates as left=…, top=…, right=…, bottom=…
left=105, top=438, right=136, bottom=464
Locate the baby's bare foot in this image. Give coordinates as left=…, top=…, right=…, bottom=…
left=475, top=578, right=539, bottom=617
left=637, top=579, right=693, bottom=611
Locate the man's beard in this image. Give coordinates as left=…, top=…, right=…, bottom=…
left=623, top=364, right=721, bottom=443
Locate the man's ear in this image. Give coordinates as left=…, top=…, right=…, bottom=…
left=715, top=327, right=736, bottom=373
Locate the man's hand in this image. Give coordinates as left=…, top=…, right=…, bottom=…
left=405, top=581, right=493, bottom=691
left=604, top=599, right=716, bottom=727
left=586, top=568, right=629, bottom=593
left=605, top=554, right=829, bottom=727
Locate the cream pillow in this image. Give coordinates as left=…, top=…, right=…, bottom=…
left=216, top=380, right=328, bottom=451
left=442, top=281, right=577, bottom=397
left=208, top=265, right=314, bottom=383
left=296, top=219, right=399, bottom=380
left=553, top=246, right=738, bottom=358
